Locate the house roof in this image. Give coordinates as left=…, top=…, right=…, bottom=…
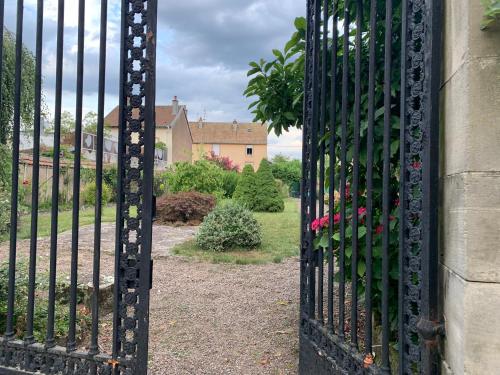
left=104, top=105, right=183, bottom=128
left=189, top=121, right=268, bottom=145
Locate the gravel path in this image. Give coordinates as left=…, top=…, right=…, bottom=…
left=0, top=224, right=300, bottom=374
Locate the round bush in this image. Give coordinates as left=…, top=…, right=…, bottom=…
left=196, top=203, right=262, bottom=252
left=82, top=182, right=113, bottom=206
left=156, top=192, right=216, bottom=225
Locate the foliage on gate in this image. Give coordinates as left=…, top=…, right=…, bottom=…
left=293, top=0, right=442, bottom=373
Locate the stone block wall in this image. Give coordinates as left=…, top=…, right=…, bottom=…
left=440, top=0, right=500, bottom=374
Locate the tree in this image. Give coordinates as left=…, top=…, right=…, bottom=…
left=270, top=154, right=301, bottom=191
left=233, top=164, right=257, bottom=209
left=44, top=111, right=75, bottom=136
left=0, top=29, right=38, bottom=144
left=82, top=111, right=111, bottom=137
left=253, top=159, right=284, bottom=212
left=244, top=18, right=305, bottom=137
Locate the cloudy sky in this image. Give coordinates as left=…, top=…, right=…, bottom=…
left=5, top=0, right=304, bottom=159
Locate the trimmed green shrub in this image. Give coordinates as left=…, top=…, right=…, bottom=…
left=221, top=171, right=240, bottom=198
left=82, top=182, right=113, bottom=206
left=233, top=164, right=257, bottom=209
left=196, top=202, right=262, bottom=252
left=253, top=159, right=284, bottom=212
left=167, top=160, right=224, bottom=198
left=156, top=192, right=216, bottom=225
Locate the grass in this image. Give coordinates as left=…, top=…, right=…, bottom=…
left=0, top=205, right=116, bottom=243
left=172, top=198, right=300, bottom=265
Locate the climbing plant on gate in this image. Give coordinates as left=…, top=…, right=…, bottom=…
left=246, top=0, right=405, bottom=334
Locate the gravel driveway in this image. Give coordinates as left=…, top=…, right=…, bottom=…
left=0, top=224, right=300, bottom=374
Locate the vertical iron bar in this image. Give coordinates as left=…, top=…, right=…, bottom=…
left=137, top=1, right=157, bottom=369
left=381, top=0, right=393, bottom=370
left=327, top=0, right=339, bottom=333
left=300, top=0, right=313, bottom=322
left=0, top=0, right=4, bottom=143
left=25, top=0, right=44, bottom=345
left=419, top=0, right=443, bottom=372
left=46, top=0, right=65, bottom=348
left=317, top=0, right=329, bottom=325
left=5, top=0, right=24, bottom=340
left=90, top=0, right=108, bottom=358
left=67, top=0, right=85, bottom=353
left=338, top=0, right=350, bottom=338
left=112, top=0, right=127, bottom=361
left=350, top=0, right=363, bottom=348
left=306, top=0, right=321, bottom=320
left=365, top=0, right=377, bottom=357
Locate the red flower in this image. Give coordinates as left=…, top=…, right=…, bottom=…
left=375, top=225, right=384, bottom=235
left=333, top=213, right=341, bottom=225
left=412, top=161, right=422, bottom=170
left=311, top=218, right=320, bottom=231
left=22, top=180, right=30, bottom=186
left=394, top=198, right=400, bottom=207
left=319, top=215, right=329, bottom=228
left=358, top=207, right=367, bottom=217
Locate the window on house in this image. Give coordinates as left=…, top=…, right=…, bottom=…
left=246, top=145, right=253, bottom=156
left=212, top=144, right=220, bottom=156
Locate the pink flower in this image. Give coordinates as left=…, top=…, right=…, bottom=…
left=311, top=218, right=320, bottom=231
left=333, top=213, right=341, bottom=225
left=394, top=198, right=400, bottom=207
left=375, top=225, right=384, bottom=235
left=358, top=207, right=367, bottom=217
left=319, top=215, right=329, bottom=228
left=412, top=161, right=422, bottom=170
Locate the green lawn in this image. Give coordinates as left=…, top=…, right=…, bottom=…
left=0, top=205, right=116, bottom=243
left=172, top=198, right=301, bottom=265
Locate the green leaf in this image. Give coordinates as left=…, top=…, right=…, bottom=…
left=358, top=261, right=366, bottom=277
left=294, top=17, right=306, bottom=31
left=358, top=226, right=367, bottom=239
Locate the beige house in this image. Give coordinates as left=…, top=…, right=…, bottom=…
left=104, top=97, right=193, bottom=167
left=189, top=119, right=268, bottom=170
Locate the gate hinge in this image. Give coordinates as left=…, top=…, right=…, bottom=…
left=416, top=318, right=445, bottom=341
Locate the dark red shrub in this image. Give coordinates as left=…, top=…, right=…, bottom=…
left=155, top=192, right=216, bottom=225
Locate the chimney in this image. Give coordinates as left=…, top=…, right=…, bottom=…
left=232, top=119, right=238, bottom=131
left=198, top=117, right=203, bottom=129
left=172, top=96, right=179, bottom=115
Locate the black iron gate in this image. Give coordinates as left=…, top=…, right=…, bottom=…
left=299, top=0, right=442, bottom=374
left=0, top=0, right=157, bottom=373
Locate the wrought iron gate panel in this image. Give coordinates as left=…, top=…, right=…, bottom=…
left=299, top=0, right=442, bottom=374
left=0, top=0, right=157, bottom=374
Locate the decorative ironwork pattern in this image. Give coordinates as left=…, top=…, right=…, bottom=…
left=0, top=0, right=156, bottom=373
left=299, top=0, right=442, bottom=374
left=400, top=1, right=426, bottom=372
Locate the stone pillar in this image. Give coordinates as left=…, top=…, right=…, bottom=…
left=440, top=1, right=500, bottom=374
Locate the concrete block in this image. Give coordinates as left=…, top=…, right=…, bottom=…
left=441, top=265, right=500, bottom=375
left=441, top=56, right=500, bottom=176
left=443, top=0, right=500, bottom=83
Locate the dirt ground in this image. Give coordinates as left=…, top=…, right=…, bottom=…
left=0, top=224, right=300, bottom=374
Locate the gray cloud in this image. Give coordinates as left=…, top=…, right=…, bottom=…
left=6, top=0, right=304, bottom=157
